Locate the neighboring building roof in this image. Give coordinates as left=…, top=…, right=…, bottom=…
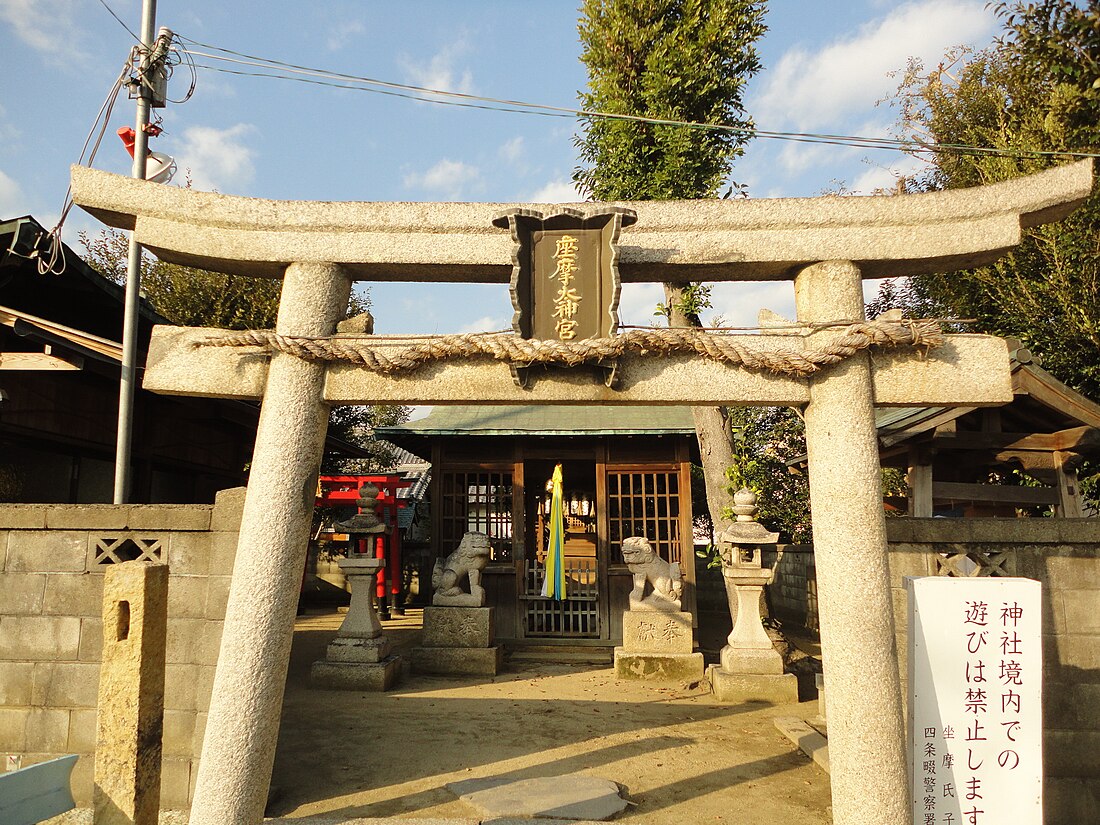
left=379, top=442, right=431, bottom=500
left=1, top=216, right=166, bottom=340
left=378, top=405, right=696, bottom=438
left=0, top=215, right=371, bottom=502
left=875, top=345, right=1100, bottom=450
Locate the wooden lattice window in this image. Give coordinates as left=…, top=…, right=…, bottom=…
left=606, top=470, right=681, bottom=565
left=440, top=470, right=514, bottom=562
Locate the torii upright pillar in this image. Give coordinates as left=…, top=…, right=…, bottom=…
left=188, top=262, right=351, bottom=825
left=797, top=260, right=908, bottom=824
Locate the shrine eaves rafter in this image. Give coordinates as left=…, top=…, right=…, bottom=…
left=71, top=160, right=1093, bottom=283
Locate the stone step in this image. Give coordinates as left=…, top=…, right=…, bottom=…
left=506, top=645, right=613, bottom=665
left=774, top=716, right=830, bottom=774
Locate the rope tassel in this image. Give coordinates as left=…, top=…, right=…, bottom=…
left=194, top=318, right=945, bottom=378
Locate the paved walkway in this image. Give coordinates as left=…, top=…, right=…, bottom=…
left=266, top=609, right=832, bottom=824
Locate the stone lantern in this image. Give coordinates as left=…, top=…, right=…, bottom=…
left=708, top=488, right=797, bottom=703
left=311, top=483, right=402, bottom=690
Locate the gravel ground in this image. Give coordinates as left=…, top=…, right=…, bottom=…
left=267, top=609, right=832, bottom=824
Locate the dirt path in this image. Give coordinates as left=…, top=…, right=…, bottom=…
left=268, top=609, right=832, bottom=823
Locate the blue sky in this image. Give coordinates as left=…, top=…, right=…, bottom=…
left=1, top=1, right=1000, bottom=334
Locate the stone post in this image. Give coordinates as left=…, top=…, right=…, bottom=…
left=188, top=263, right=351, bottom=825
left=94, top=561, right=169, bottom=825
left=795, top=260, right=909, bottom=825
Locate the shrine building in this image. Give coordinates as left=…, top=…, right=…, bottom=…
left=379, top=405, right=699, bottom=648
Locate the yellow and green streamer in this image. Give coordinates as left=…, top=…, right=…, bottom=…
left=541, top=463, right=566, bottom=601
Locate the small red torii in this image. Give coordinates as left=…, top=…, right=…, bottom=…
left=317, top=475, right=412, bottom=616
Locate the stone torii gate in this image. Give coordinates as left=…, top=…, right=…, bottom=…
left=72, top=160, right=1093, bottom=825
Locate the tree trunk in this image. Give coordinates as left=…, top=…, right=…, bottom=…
left=663, top=284, right=737, bottom=539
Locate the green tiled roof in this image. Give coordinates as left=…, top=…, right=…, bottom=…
left=378, top=405, right=696, bottom=437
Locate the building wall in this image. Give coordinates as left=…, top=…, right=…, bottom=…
left=767, top=519, right=1100, bottom=824
left=0, top=487, right=243, bottom=811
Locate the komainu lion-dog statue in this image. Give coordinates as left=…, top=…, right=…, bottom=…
left=621, top=536, right=683, bottom=611
left=431, top=531, right=491, bottom=607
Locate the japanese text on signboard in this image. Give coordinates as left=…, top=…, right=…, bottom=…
left=908, top=577, right=1041, bottom=825
left=550, top=234, right=581, bottom=340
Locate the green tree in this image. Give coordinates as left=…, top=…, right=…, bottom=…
left=323, top=403, right=412, bottom=474
left=81, top=228, right=407, bottom=472
left=724, top=406, right=811, bottom=543
left=574, top=0, right=767, bottom=534
left=886, top=0, right=1100, bottom=397
left=81, top=228, right=283, bottom=329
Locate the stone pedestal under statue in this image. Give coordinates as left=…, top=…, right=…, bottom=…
left=311, top=555, right=402, bottom=691
left=410, top=606, right=502, bottom=676
left=708, top=490, right=797, bottom=704
left=614, top=609, right=704, bottom=680
left=613, top=536, right=704, bottom=681
left=411, top=531, right=501, bottom=675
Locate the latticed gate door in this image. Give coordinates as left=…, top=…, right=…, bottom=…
left=522, top=550, right=600, bottom=638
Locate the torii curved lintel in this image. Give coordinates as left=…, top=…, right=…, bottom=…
left=70, top=159, right=1093, bottom=282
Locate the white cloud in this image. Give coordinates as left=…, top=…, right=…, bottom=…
left=526, top=179, right=584, bottom=203
left=0, top=168, right=27, bottom=217
left=173, top=124, right=256, bottom=193
left=399, top=36, right=474, bottom=95
left=327, top=19, right=365, bottom=51
left=499, top=136, right=524, bottom=164
left=774, top=117, right=893, bottom=179
left=403, top=159, right=482, bottom=199
left=849, top=153, right=926, bottom=195
left=0, top=103, right=25, bottom=146
left=617, top=281, right=797, bottom=331
left=752, top=0, right=994, bottom=132
left=709, top=282, right=797, bottom=329
left=0, top=0, right=87, bottom=58
left=458, top=315, right=509, bottom=334
left=617, top=283, right=665, bottom=328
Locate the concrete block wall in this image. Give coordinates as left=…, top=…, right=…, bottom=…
left=884, top=518, right=1100, bottom=824
left=764, top=544, right=817, bottom=631
left=0, top=487, right=244, bottom=812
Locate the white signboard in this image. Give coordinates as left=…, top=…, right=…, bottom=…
left=907, top=577, right=1042, bottom=825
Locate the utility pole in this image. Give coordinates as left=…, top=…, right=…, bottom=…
left=114, top=0, right=169, bottom=503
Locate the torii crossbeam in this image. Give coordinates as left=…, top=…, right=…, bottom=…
left=72, top=159, right=1094, bottom=825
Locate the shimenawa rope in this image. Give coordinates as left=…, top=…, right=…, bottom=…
left=192, top=318, right=943, bottom=378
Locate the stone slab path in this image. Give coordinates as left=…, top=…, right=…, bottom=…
left=446, top=775, right=628, bottom=820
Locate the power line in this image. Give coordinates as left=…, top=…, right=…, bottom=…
left=176, top=36, right=1100, bottom=163
left=95, top=0, right=141, bottom=43
left=189, top=63, right=575, bottom=120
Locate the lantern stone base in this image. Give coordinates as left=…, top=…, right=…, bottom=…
left=707, top=665, right=798, bottom=704
left=720, top=644, right=785, bottom=675
left=411, top=606, right=501, bottom=676
left=614, top=650, right=705, bottom=681
left=311, top=655, right=402, bottom=691
left=324, top=636, right=391, bottom=664
left=310, top=555, right=403, bottom=690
